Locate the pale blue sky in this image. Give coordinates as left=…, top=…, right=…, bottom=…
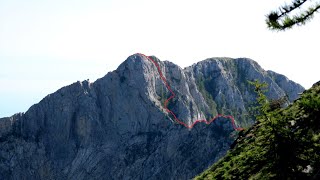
left=1, top=0, right=320, bottom=117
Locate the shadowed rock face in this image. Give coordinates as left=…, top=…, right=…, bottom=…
left=0, top=54, right=304, bottom=180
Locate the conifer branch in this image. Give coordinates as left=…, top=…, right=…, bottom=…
left=266, top=0, right=320, bottom=30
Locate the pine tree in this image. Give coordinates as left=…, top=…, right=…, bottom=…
left=266, top=0, right=320, bottom=30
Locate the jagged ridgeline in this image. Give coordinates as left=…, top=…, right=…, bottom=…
left=151, top=56, right=304, bottom=127
left=0, top=54, right=304, bottom=179
left=195, top=81, right=320, bottom=179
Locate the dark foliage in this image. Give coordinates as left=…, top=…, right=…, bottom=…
left=195, top=81, right=320, bottom=179
left=266, top=0, right=320, bottom=30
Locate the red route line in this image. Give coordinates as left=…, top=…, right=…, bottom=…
left=138, top=53, right=243, bottom=131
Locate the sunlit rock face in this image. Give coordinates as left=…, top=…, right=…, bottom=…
left=0, top=54, right=304, bottom=180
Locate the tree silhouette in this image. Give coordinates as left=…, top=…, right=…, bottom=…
left=266, top=0, right=320, bottom=30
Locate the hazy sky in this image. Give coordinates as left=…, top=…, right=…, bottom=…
left=1, top=0, right=320, bottom=117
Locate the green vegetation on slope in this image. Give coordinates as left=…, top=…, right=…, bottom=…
left=195, top=81, right=320, bottom=179
left=196, top=76, right=218, bottom=119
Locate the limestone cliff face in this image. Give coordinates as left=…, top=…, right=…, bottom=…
left=0, top=54, right=304, bottom=179
left=267, top=70, right=304, bottom=102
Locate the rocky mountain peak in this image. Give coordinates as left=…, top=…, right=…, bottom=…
left=0, top=54, right=305, bottom=180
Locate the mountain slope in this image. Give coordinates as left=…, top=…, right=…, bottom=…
left=0, top=54, right=304, bottom=179
left=195, top=81, right=320, bottom=179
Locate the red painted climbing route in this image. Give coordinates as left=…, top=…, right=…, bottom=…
left=138, top=53, right=243, bottom=131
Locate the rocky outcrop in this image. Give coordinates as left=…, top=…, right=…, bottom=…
left=267, top=70, right=304, bottom=102
left=0, top=54, right=304, bottom=179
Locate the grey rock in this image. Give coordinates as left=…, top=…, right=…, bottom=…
left=267, top=70, right=304, bottom=102
left=0, top=54, right=304, bottom=179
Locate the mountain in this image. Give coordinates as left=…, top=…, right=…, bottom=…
left=195, top=81, right=320, bottom=179
left=0, top=54, right=304, bottom=179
